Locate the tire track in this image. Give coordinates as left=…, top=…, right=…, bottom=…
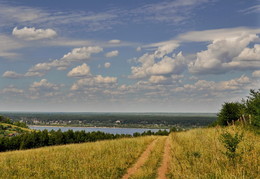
left=157, top=136, right=171, bottom=179
left=122, top=138, right=158, bottom=179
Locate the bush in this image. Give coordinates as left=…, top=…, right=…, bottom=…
left=219, top=131, right=243, bottom=165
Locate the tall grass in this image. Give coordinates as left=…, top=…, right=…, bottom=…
left=0, top=136, right=156, bottom=179
left=168, top=126, right=260, bottom=178
left=130, top=136, right=167, bottom=179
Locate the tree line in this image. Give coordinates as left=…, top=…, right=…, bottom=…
left=213, top=89, right=259, bottom=130
left=0, top=128, right=169, bottom=152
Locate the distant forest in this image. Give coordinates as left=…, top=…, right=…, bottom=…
left=0, top=112, right=217, bottom=128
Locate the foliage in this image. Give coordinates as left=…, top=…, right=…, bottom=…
left=213, top=89, right=260, bottom=128
left=244, top=89, right=260, bottom=128
left=219, top=131, right=243, bottom=164
left=0, top=112, right=217, bottom=128
left=0, top=128, right=169, bottom=152
left=216, top=102, right=244, bottom=126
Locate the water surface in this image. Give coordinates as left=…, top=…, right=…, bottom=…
left=29, top=126, right=165, bottom=135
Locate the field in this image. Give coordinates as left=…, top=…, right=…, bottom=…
left=0, top=126, right=259, bottom=178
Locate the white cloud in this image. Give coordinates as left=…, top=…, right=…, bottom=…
left=136, top=47, right=142, bottom=52
left=30, top=79, right=60, bottom=91
left=62, top=46, right=103, bottom=61
left=2, top=71, right=23, bottom=79
left=71, top=75, right=117, bottom=90
left=189, top=33, right=260, bottom=74
left=149, top=75, right=167, bottom=83
left=0, top=35, right=26, bottom=58
left=104, top=62, right=111, bottom=68
left=178, top=27, right=260, bottom=42
left=240, top=4, right=260, bottom=14
left=237, top=44, right=260, bottom=61
left=131, top=48, right=186, bottom=79
left=252, top=70, right=260, bottom=78
left=176, top=75, right=252, bottom=92
left=0, top=3, right=118, bottom=32
left=131, top=0, right=211, bottom=24
left=67, top=63, right=91, bottom=77
left=1, top=86, right=24, bottom=94
left=108, top=39, right=121, bottom=44
left=28, top=46, right=103, bottom=74
left=12, top=27, right=57, bottom=40
left=105, top=50, right=119, bottom=58
left=24, top=71, right=45, bottom=77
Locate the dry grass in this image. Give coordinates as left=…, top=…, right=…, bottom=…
left=0, top=136, right=156, bottom=179
left=167, top=126, right=260, bottom=179
left=130, top=136, right=167, bottom=179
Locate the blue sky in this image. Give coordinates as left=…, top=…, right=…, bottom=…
left=0, top=0, right=259, bottom=112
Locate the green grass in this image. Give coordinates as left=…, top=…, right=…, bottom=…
left=167, top=126, right=260, bottom=179
left=0, top=126, right=259, bottom=178
left=0, top=136, right=156, bottom=179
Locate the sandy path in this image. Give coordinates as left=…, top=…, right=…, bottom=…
left=157, top=136, right=171, bottom=179
left=122, top=138, right=158, bottom=179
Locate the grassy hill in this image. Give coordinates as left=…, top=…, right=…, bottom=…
left=0, top=126, right=259, bottom=179
left=0, top=122, right=32, bottom=137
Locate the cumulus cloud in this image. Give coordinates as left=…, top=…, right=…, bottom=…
left=189, top=33, right=260, bottom=74
left=67, top=63, right=91, bottom=77
left=62, top=46, right=102, bottom=61
left=149, top=75, right=167, bottom=83
left=104, top=62, right=111, bottom=68
left=236, top=44, right=260, bottom=61
left=24, top=71, right=45, bottom=77
left=12, top=27, right=57, bottom=40
left=2, top=71, right=23, bottom=79
left=130, top=46, right=186, bottom=79
left=105, top=50, right=119, bottom=58
left=175, top=75, right=252, bottom=92
left=27, top=46, right=103, bottom=74
left=252, top=70, right=260, bottom=78
left=108, top=39, right=121, bottom=44
left=0, top=86, right=24, bottom=94
left=30, top=79, right=59, bottom=90
left=136, top=47, right=142, bottom=52
left=71, top=75, right=117, bottom=90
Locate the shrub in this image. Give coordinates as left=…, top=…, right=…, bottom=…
left=219, top=131, right=243, bottom=165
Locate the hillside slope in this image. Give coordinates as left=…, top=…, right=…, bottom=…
left=0, top=122, right=32, bottom=137
left=0, top=127, right=259, bottom=179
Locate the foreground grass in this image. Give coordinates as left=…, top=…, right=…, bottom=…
left=0, top=136, right=157, bottom=179
left=168, top=126, right=260, bottom=179
left=130, top=136, right=166, bottom=179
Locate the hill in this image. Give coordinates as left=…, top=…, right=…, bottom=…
left=0, top=122, right=32, bottom=137
left=0, top=126, right=259, bottom=178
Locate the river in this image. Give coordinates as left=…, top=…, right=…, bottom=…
left=29, top=126, right=167, bottom=135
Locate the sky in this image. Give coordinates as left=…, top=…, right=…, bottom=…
left=0, top=0, right=259, bottom=112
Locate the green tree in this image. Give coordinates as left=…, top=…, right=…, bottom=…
left=216, top=102, right=244, bottom=126
left=244, top=89, right=260, bottom=127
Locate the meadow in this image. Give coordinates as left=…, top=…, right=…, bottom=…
left=0, top=136, right=156, bottom=178
left=168, top=126, right=260, bottom=179
left=0, top=126, right=259, bottom=179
